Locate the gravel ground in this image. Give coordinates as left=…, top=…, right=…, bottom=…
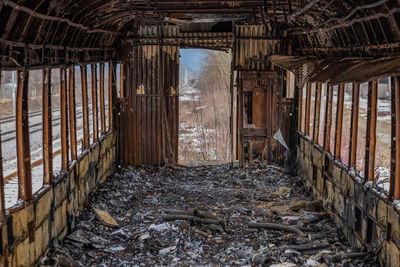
left=43, top=163, right=379, bottom=267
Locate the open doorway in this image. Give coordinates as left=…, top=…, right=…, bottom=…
left=178, top=49, right=232, bottom=164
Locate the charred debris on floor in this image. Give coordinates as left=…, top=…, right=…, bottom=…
left=42, top=163, right=379, bottom=266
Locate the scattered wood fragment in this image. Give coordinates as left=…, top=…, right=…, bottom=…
left=290, top=200, right=323, bottom=212
left=248, top=222, right=305, bottom=237
left=235, top=250, right=271, bottom=266
left=93, top=208, right=119, bottom=227
left=281, top=242, right=330, bottom=252
left=163, top=214, right=223, bottom=226
left=323, top=252, right=370, bottom=263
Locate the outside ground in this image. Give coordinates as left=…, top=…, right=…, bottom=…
left=45, top=163, right=379, bottom=266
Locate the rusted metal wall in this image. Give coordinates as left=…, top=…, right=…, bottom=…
left=120, top=26, right=179, bottom=165
left=234, top=25, right=286, bottom=71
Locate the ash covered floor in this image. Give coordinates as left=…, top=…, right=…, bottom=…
left=44, top=163, right=379, bottom=266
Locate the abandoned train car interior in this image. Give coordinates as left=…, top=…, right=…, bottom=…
left=1, top=0, right=400, bottom=266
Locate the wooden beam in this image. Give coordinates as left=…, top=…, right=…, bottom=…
left=335, top=83, right=345, bottom=159
left=0, top=71, right=5, bottom=220
left=16, top=70, right=32, bottom=201
left=42, top=68, right=53, bottom=184
left=350, top=83, right=360, bottom=167
left=60, top=68, right=69, bottom=170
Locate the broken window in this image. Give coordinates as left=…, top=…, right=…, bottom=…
left=28, top=70, right=43, bottom=194
left=51, top=69, right=62, bottom=175
left=341, top=83, right=353, bottom=166
left=75, top=66, right=84, bottom=154
left=330, top=85, right=339, bottom=155
left=0, top=71, right=18, bottom=207
left=105, top=63, right=110, bottom=132
left=375, top=78, right=391, bottom=191
left=309, top=83, right=315, bottom=139
left=356, top=82, right=368, bottom=176
left=116, top=63, right=121, bottom=98
left=87, top=65, right=94, bottom=144
left=318, top=84, right=327, bottom=146
left=301, top=85, right=306, bottom=133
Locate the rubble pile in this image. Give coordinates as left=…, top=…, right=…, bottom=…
left=43, top=163, right=379, bottom=266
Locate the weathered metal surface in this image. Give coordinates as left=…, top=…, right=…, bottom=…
left=304, top=82, right=311, bottom=136
left=324, top=85, right=333, bottom=152
left=120, top=28, right=179, bottom=165
left=234, top=25, right=285, bottom=70
left=237, top=71, right=288, bottom=165
left=42, top=68, right=53, bottom=184
left=16, top=70, right=32, bottom=201
left=313, top=82, right=321, bottom=141
left=366, top=80, right=378, bottom=182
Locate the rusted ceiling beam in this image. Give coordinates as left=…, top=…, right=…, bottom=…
left=1, top=0, right=121, bottom=35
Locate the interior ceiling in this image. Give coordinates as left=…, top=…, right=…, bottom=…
left=0, top=0, right=400, bottom=57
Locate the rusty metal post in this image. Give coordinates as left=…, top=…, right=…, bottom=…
left=99, top=63, right=106, bottom=135
left=16, top=70, right=32, bottom=201
left=42, top=68, right=53, bottom=184
left=91, top=64, right=99, bottom=142
left=60, top=68, right=69, bottom=170
left=394, top=77, right=400, bottom=199
left=68, top=67, right=77, bottom=161
left=305, top=82, right=311, bottom=136
left=350, top=83, right=360, bottom=167
left=313, top=82, right=322, bottom=141
left=81, top=65, right=90, bottom=149
left=108, top=61, right=114, bottom=132
left=324, top=84, right=333, bottom=152
left=335, top=83, right=345, bottom=159
left=366, top=80, right=378, bottom=182
left=298, top=84, right=303, bottom=132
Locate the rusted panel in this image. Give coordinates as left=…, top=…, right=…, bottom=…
left=305, top=82, right=311, bottom=136
left=16, top=70, right=32, bottom=201
left=238, top=73, right=244, bottom=167
left=366, top=80, right=378, bottom=182
left=60, top=68, right=69, bottom=170
left=99, top=63, right=106, bottom=135
left=324, top=85, right=333, bottom=151
left=335, top=83, right=345, bottom=160
left=350, top=83, right=360, bottom=167
left=42, top=68, right=53, bottom=184
left=313, top=82, right=322, bottom=141
left=68, top=67, right=77, bottom=161
left=394, top=77, right=400, bottom=199
left=91, top=63, right=99, bottom=143
left=81, top=65, right=90, bottom=150
left=120, top=63, right=124, bottom=98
